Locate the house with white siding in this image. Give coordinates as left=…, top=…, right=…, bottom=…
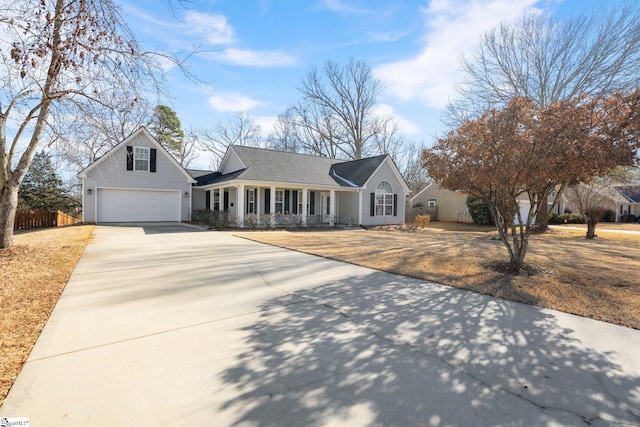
left=78, top=127, right=410, bottom=227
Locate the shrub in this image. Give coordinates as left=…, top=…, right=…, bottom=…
left=601, top=209, right=616, bottom=222
left=415, top=214, right=431, bottom=228
left=466, top=195, right=495, bottom=225
left=549, top=213, right=586, bottom=224
left=192, top=209, right=229, bottom=228
left=620, top=214, right=636, bottom=223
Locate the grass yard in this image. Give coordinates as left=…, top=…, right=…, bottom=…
left=0, top=225, right=94, bottom=406
left=237, top=222, right=640, bottom=330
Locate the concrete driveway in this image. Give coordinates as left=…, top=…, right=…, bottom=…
left=1, top=224, right=639, bottom=426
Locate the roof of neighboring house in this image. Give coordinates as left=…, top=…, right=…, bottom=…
left=198, top=146, right=404, bottom=190
left=615, top=185, right=640, bottom=203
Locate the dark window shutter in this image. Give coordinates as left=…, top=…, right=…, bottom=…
left=126, top=146, right=133, bottom=171
left=370, top=193, right=375, bottom=216
left=309, top=191, right=315, bottom=215
left=223, top=191, right=229, bottom=210
left=292, top=191, right=298, bottom=214
left=393, top=194, right=398, bottom=216
left=205, top=191, right=211, bottom=210
left=150, top=149, right=157, bottom=172
left=264, top=188, right=270, bottom=214
left=246, top=189, right=250, bottom=213
left=284, top=190, right=290, bottom=213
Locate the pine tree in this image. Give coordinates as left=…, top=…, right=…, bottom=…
left=18, top=152, right=75, bottom=214
left=149, top=105, right=184, bottom=157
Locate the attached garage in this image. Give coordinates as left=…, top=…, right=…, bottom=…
left=96, top=188, right=181, bottom=223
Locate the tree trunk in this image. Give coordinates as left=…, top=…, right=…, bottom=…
left=531, top=206, right=550, bottom=234
left=586, top=218, right=597, bottom=240
left=0, top=183, right=19, bottom=248
left=508, top=230, right=528, bottom=274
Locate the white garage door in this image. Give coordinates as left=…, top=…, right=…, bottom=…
left=97, top=188, right=181, bottom=222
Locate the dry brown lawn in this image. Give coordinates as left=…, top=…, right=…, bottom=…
left=237, top=222, right=640, bottom=330
left=0, top=225, right=93, bottom=405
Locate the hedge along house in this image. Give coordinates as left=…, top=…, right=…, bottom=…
left=192, top=145, right=410, bottom=227
left=77, top=127, right=410, bottom=227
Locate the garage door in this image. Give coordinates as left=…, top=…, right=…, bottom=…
left=97, top=188, right=181, bottom=222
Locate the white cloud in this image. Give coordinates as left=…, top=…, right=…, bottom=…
left=212, top=48, right=296, bottom=67
left=319, top=0, right=372, bottom=14
left=254, top=115, right=279, bottom=136
left=374, top=0, right=544, bottom=109
left=208, top=92, right=266, bottom=112
left=184, top=10, right=235, bottom=45
left=374, top=104, right=421, bottom=135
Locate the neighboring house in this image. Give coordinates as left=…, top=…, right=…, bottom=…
left=78, top=127, right=410, bottom=227
left=613, top=186, right=640, bottom=220
left=408, top=183, right=470, bottom=223
left=408, top=183, right=568, bottom=224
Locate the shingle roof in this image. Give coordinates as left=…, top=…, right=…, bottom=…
left=229, top=146, right=343, bottom=186
left=615, top=186, right=640, bottom=203
left=187, top=169, right=214, bottom=178
left=194, top=146, right=397, bottom=189
left=331, top=154, right=387, bottom=187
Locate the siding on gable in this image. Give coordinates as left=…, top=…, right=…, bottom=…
left=221, top=150, right=245, bottom=175
left=82, top=132, right=192, bottom=222
left=360, top=160, right=405, bottom=226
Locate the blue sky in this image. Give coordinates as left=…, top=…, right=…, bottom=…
left=122, top=0, right=611, bottom=169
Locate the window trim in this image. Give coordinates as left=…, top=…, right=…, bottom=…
left=134, top=147, right=150, bottom=172
left=375, top=180, right=394, bottom=217
left=275, top=189, right=284, bottom=214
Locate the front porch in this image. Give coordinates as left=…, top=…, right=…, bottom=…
left=193, top=184, right=360, bottom=228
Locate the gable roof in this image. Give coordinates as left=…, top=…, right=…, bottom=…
left=227, top=146, right=342, bottom=186
left=77, top=127, right=196, bottom=183
left=615, top=185, right=640, bottom=203
left=330, top=155, right=387, bottom=187
left=196, top=145, right=410, bottom=191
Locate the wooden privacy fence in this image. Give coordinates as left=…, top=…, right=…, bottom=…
left=14, top=209, right=80, bottom=230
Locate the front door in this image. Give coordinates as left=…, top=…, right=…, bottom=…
left=320, top=192, right=331, bottom=223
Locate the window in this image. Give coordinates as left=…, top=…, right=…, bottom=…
left=297, top=190, right=304, bottom=215
left=213, top=190, right=220, bottom=211
left=247, top=189, right=256, bottom=214
left=375, top=181, right=394, bottom=216
left=134, top=147, right=149, bottom=171
left=275, top=189, right=284, bottom=214
left=428, top=199, right=436, bottom=209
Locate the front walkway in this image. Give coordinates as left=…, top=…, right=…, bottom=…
left=1, top=224, right=639, bottom=425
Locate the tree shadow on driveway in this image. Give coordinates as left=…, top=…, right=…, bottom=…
left=218, top=272, right=640, bottom=426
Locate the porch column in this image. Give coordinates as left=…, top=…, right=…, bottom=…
left=358, top=190, right=363, bottom=226
left=237, top=184, right=245, bottom=227
left=270, top=185, right=276, bottom=216
left=329, top=189, right=336, bottom=226
left=302, top=188, right=308, bottom=227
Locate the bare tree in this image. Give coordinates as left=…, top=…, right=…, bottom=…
left=54, top=98, right=154, bottom=171
left=0, top=0, right=180, bottom=248
left=568, top=169, right=633, bottom=239
left=178, top=128, right=201, bottom=168
left=291, top=58, right=399, bottom=160
left=266, top=108, right=302, bottom=153
left=447, top=4, right=640, bottom=231
left=198, top=112, right=262, bottom=168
